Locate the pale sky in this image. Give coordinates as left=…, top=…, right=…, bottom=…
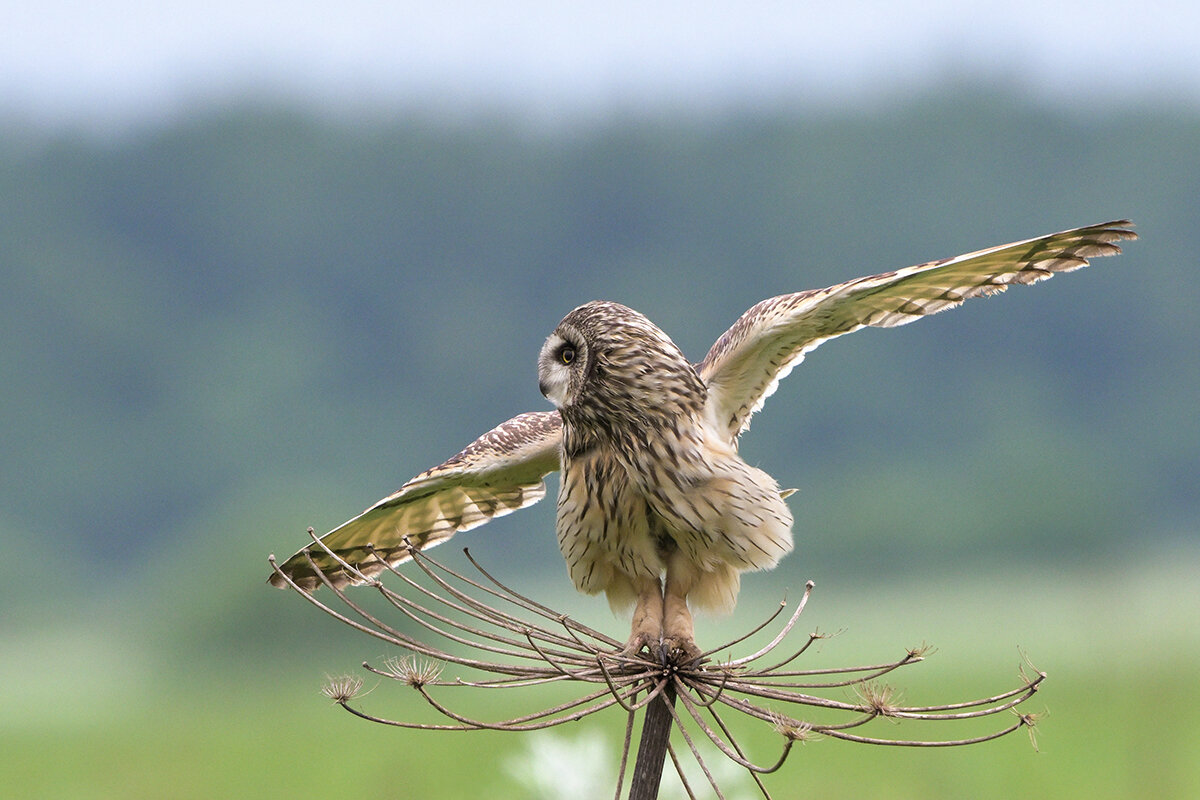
left=2, top=0, right=1198, bottom=130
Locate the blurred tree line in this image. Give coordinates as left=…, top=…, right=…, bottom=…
left=0, top=89, right=1195, bottom=603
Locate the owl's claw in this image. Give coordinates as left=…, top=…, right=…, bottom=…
left=661, top=635, right=703, bottom=665
left=619, top=632, right=702, bottom=666
left=620, top=630, right=660, bottom=658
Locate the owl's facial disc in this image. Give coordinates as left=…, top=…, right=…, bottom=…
left=537, top=332, right=577, bottom=409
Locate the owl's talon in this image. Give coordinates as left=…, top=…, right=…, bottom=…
left=620, top=631, right=659, bottom=658
left=661, top=635, right=703, bottom=665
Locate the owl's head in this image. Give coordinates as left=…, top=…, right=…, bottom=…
left=538, top=302, right=614, bottom=410
left=537, top=301, right=704, bottom=419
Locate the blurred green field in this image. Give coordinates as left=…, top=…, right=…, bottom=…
left=5, top=551, right=1196, bottom=799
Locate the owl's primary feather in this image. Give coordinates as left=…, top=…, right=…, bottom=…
left=271, top=220, right=1136, bottom=652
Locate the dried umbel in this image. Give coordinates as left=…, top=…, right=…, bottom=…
left=270, top=533, right=1044, bottom=799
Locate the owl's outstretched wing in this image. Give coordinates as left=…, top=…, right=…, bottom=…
left=270, top=410, right=562, bottom=591
left=698, top=220, right=1136, bottom=440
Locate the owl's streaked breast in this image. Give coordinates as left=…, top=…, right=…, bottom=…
left=556, top=447, right=665, bottom=611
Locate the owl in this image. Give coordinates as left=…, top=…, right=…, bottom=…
left=271, top=220, right=1135, bottom=659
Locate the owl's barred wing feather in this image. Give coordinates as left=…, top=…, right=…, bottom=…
left=270, top=410, right=562, bottom=590
left=698, top=220, right=1137, bottom=440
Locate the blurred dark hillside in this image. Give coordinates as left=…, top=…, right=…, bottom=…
left=1, top=90, right=1195, bottom=606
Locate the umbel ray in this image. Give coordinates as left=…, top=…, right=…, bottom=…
left=272, top=220, right=1135, bottom=661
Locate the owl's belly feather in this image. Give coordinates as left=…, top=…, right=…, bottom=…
left=555, top=427, right=794, bottom=614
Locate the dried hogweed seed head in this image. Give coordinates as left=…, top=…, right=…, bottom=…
left=907, top=641, right=935, bottom=659
left=769, top=711, right=816, bottom=742
left=384, top=655, right=444, bottom=688
left=321, top=674, right=364, bottom=704
left=856, top=681, right=900, bottom=717
left=1018, top=710, right=1045, bottom=752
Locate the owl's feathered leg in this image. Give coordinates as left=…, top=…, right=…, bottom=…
left=621, top=576, right=665, bottom=656
left=661, top=552, right=703, bottom=662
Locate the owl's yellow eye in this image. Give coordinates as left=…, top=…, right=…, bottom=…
left=560, top=346, right=576, bottom=365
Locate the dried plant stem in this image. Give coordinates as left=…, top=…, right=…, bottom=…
left=629, top=677, right=677, bottom=800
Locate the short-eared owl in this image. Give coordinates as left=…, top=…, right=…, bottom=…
left=272, top=220, right=1135, bottom=658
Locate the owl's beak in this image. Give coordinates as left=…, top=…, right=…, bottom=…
left=539, top=373, right=568, bottom=408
